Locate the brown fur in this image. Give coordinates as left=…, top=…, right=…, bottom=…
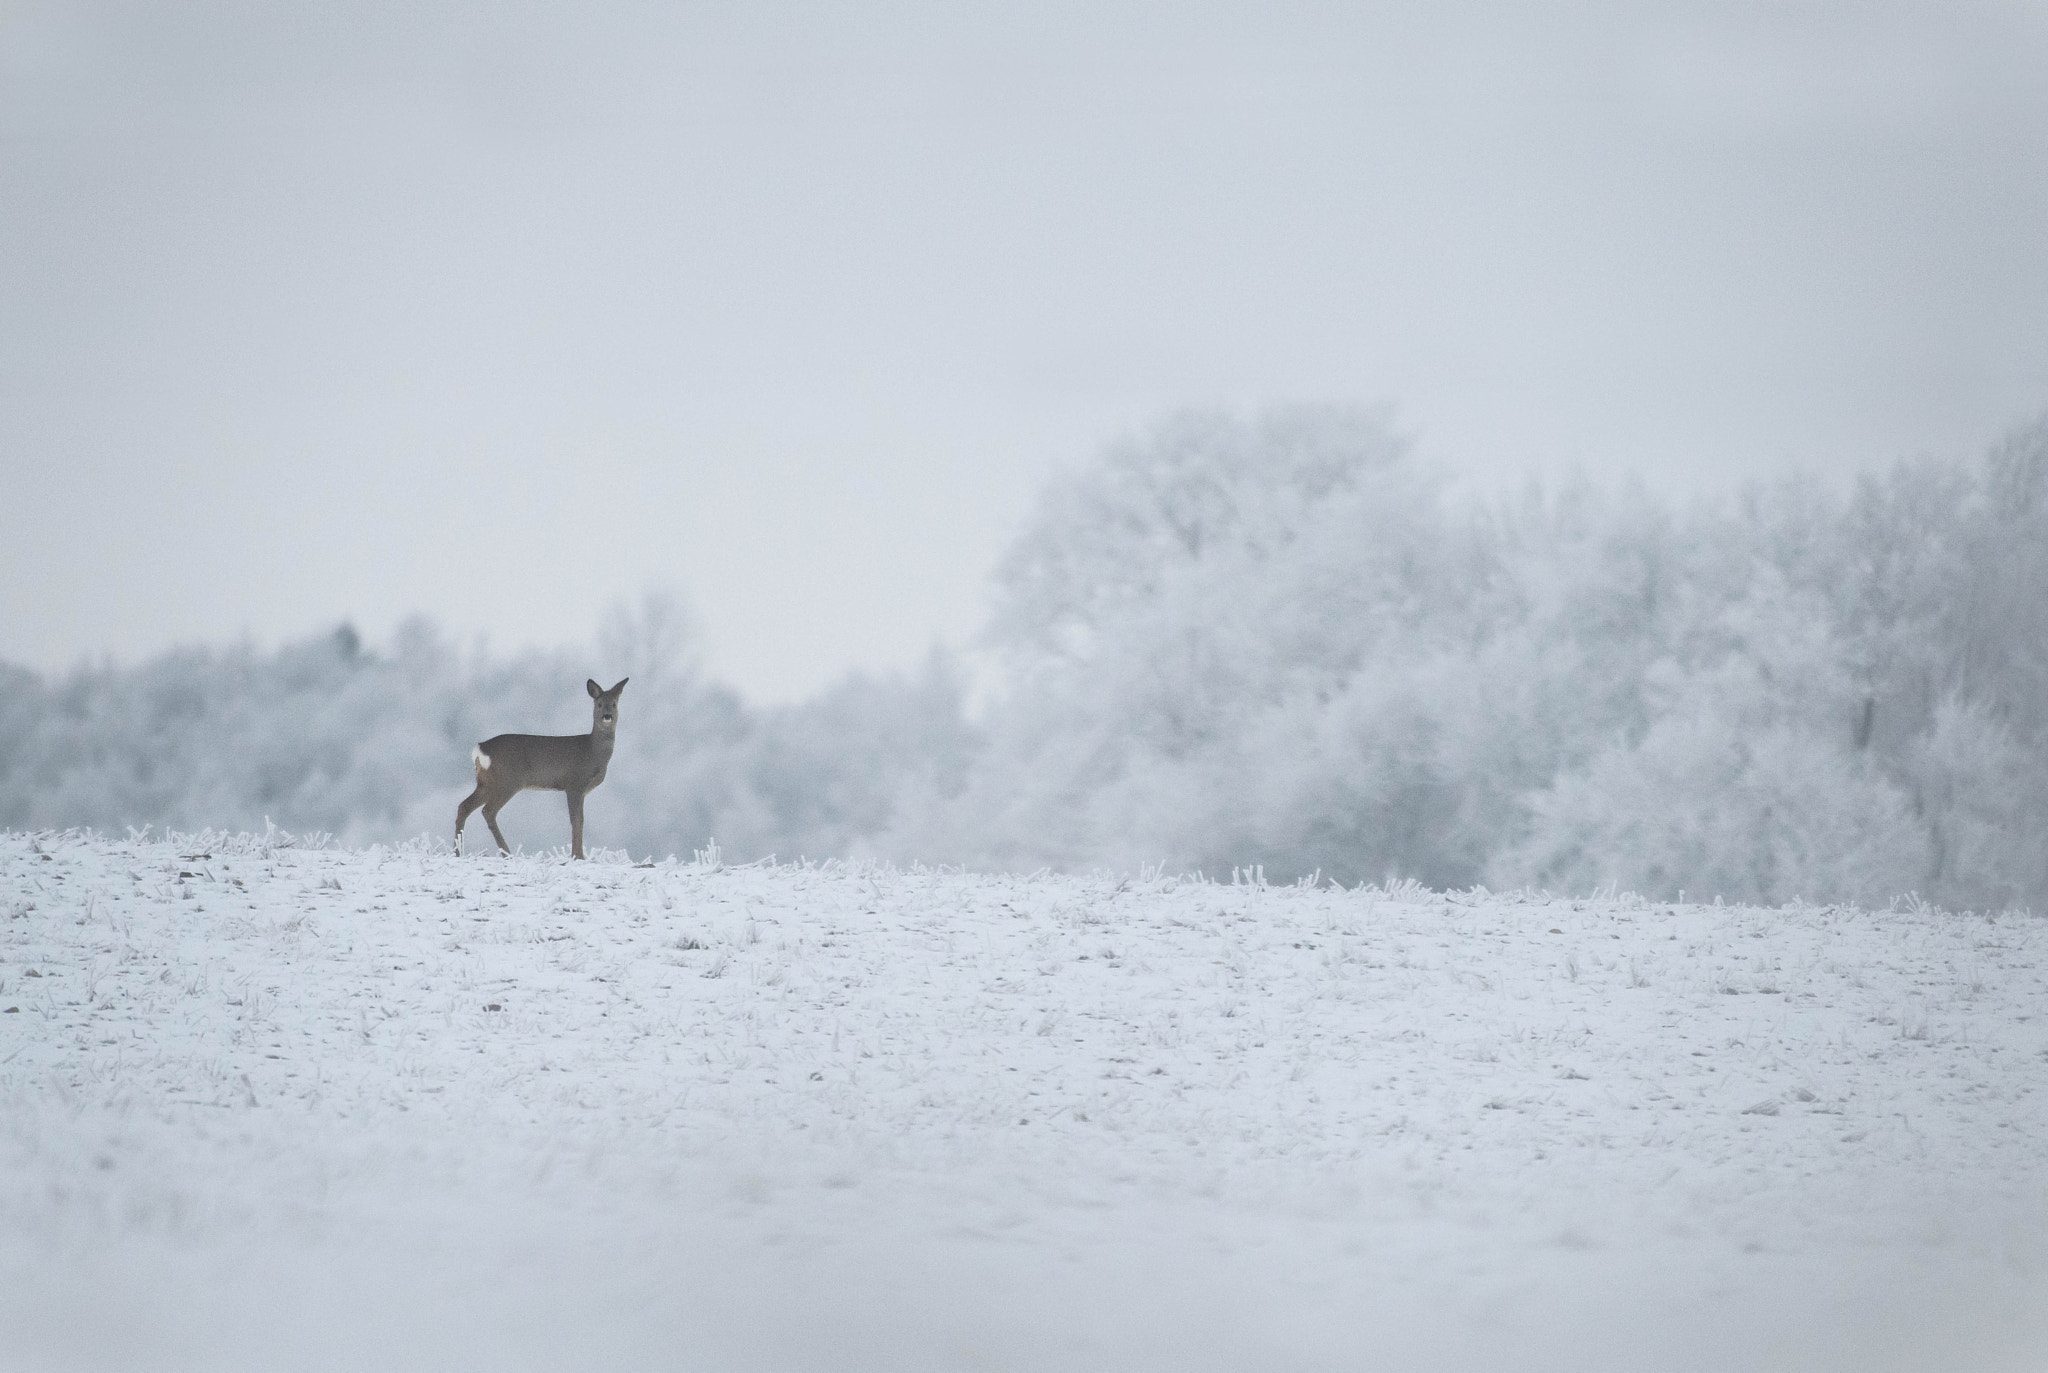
left=456, top=677, right=627, bottom=859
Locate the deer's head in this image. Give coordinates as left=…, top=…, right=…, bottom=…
left=587, top=677, right=628, bottom=733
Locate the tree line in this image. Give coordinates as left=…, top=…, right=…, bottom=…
left=6, top=406, right=2045, bottom=910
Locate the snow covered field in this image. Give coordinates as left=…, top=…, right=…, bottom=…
left=3, top=828, right=2046, bottom=1372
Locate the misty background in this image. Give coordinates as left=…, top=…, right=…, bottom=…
left=6, top=5, right=2048, bottom=907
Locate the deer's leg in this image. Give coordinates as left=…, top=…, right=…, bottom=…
left=455, top=785, right=486, bottom=856
left=567, top=790, right=586, bottom=860
left=481, top=797, right=512, bottom=855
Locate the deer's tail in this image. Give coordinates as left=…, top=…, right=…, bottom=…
left=472, top=745, right=491, bottom=774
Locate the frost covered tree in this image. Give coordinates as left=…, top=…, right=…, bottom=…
left=1491, top=568, right=1931, bottom=905
left=10, top=408, right=2048, bottom=909
left=0, top=604, right=973, bottom=867
left=1496, top=416, right=2048, bottom=907
left=921, top=406, right=1507, bottom=883
left=927, top=404, right=2048, bottom=908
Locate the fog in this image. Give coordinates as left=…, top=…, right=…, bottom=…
left=5, top=3, right=2047, bottom=701
left=13, top=15, right=2048, bottom=1367
left=5, top=5, right=2048, bottom=903
left=8, top=406, right=2048, bottom=912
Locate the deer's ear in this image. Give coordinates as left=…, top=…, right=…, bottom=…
left=611, top=678, right=629, bottom=695
left=587, top=679, right=601, bottom=698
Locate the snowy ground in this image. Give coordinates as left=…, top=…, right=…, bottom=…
left=3, top=828, right=2046, bottom=1372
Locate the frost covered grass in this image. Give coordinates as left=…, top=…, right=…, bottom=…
left=3, top=829, right=2046, bottom=1371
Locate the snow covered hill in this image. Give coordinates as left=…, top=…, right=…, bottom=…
left=3, top=828, right=2045, bottom=1371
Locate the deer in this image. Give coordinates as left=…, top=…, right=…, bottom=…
left=456, top=678, right=628, bottom=859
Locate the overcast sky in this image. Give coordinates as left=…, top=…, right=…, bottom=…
left=4, top=2, right=2046, bottom=700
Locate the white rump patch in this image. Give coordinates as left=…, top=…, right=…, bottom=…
left=473, top=745, right=491, bottom=770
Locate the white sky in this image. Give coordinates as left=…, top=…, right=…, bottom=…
left=4, top=1, right=2046, bottom=701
